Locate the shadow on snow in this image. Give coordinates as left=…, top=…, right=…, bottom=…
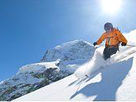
left=70, top=58, right=133, bottom=101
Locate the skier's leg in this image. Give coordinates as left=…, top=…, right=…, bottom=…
left=109, top=47, right=118, bottom=56
left=103, top=47, right=111, bottom=60
left=103, top=47, right=118, bottom=60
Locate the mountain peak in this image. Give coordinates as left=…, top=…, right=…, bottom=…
left=41, top=40, right=95, bottom=63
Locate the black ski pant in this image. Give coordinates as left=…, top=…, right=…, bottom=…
left=103, top=46, right=118, bottom=60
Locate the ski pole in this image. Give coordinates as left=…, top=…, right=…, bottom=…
left=94, top=44, right=103, bottom=49
left=126, top=44, right=136, bottom=47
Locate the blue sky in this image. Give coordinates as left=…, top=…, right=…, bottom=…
left=0, top=0, right=136, bottom=81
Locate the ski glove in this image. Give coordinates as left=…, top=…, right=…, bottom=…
left=93, top=42, right=97, bottom=46
left=121, top=42, right=126, bottom=46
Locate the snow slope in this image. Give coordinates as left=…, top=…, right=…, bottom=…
left=14, top=56, right=136, bottom=101
left=14, top=30, right=136, bottom=101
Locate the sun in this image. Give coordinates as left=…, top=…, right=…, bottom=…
left=101, top=0, right=122, bottom=15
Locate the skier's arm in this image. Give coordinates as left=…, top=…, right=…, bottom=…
left=96, top=33, right=106, bottom=45
left=116, top=30, right=127, bottom=44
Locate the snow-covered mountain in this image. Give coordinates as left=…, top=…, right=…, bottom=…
left=14, top=29, right=136, bottom=101
left=0, top=40, right=95, bottom=101
left=41, top=40, right=95, bottom=73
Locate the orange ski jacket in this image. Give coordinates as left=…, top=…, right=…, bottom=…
left=96, top=28, right=127, bottom=47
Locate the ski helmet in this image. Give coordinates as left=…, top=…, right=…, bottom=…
left=104, top=22, right=113, bottom=31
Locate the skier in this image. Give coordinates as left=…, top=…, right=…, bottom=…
left=93, top=22, right=128, bottom=60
